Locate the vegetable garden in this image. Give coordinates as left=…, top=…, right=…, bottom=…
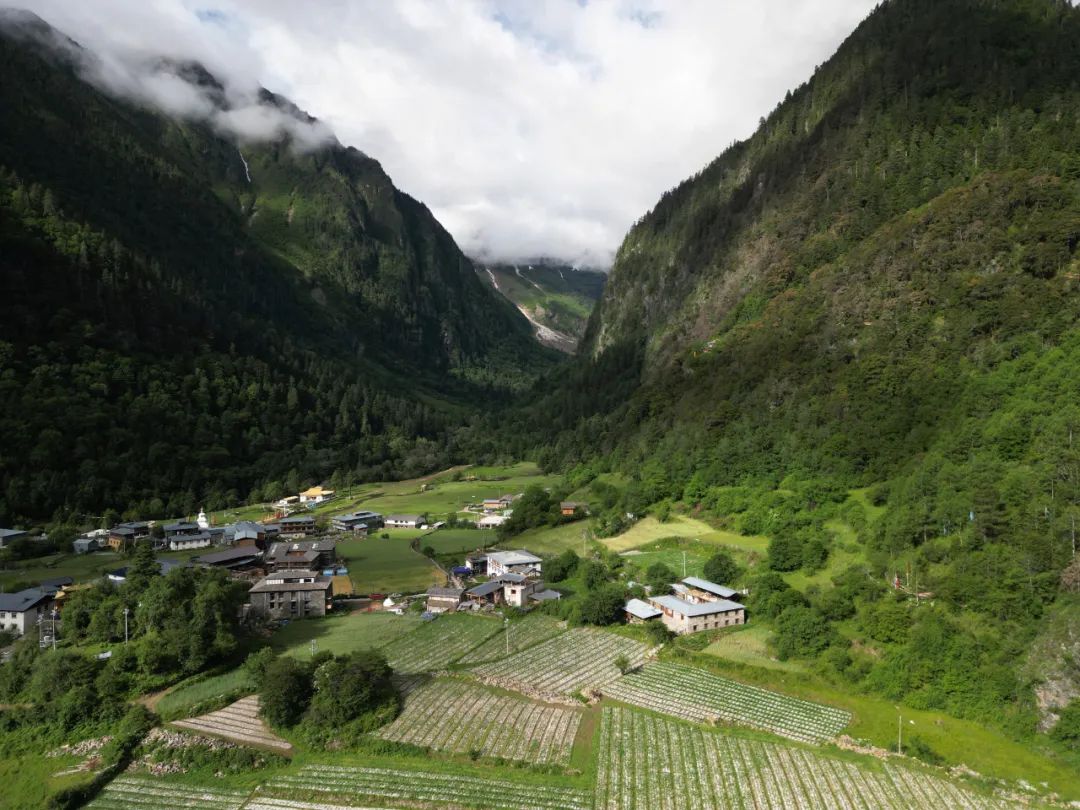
left=382, top=614, right=501, bottom=673
left=172, top=695, right=292, bottom=753
left=259, top=764, right=591, bottom=810
left=595, top=708, right=1010, bottom=810
left=601, top=662, right=850, bottom=743
left=377, top=678, right=581, bottom=765
left=458, top=615, right=567, bottom=664
left=88, top=776, right=249, bottom=809
left=473, top=629, right=647, bottom=697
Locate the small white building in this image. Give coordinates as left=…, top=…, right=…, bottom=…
left=168, top=531, right=212, bottom=552
left=485, top=549, right=542, bottom=577
left=299, top=486, right=335, bottom=505
left=0, top=589, right=52, bottom=636
left=196, top=508, right=211, bottom=530
left=385, top=514, right=424, bottom=529
left=478, top=514, right=508, bottom=529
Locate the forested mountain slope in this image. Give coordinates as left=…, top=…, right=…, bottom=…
left=475, top=260, right=606, bottom=352
left=0, top=11, right=550, bottom=524
left=521, top=0, right=1080, bottom=742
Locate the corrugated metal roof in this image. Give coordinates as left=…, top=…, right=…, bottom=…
left=682, top=576, right=738, bottom=599
left=467, top=580, right=504, bottom=597
left=651, top=594, right=745, bottom=617
left=625, top=598, right=662, bottom=619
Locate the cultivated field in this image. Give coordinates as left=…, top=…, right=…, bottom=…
left=335, top=532, right=442, bottom=594
left=377, top=678, right=582, bottom=765
left=473, top=629, right=647, bottom=698
left=602, top=662, right=850, bottom=744
left=382, top=613, right=501, bottom=672
left=259, top=764, right=590, bottom=810
left=459, top=615, right=567, bottom=664
left=172, top=695, right=291, bottom=753
left=88, top=775, right=249, bottom=809
left=595, top=708, right=1010, bottom=810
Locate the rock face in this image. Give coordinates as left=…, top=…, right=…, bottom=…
left=1023, top=601, right=1080, bottom=732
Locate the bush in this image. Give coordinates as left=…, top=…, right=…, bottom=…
left=579, top=583, right=626, bottom=626
left=774, top=607, right=836, bottom=660
left=545, top=549, right=580, bottom=582
left=703, top=551, right=739, bottom=585
left=1051, top=699, right=1080, bottom=749
left=643, top=562, right=677, bottom=594
left=259, top=657, right=312, bottom=728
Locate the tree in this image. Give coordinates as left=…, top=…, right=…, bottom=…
left=579, top=583, right=626, bottom=626
left=581, top=560, right=609, bottom=590
left=643, top=562, right=677, bottom=594
left=306, top=650, right=398, bottom=731
left=545, top=549, right=579, bottom=582
left=125, top=541, right=159, bottom=593
left=774, top=607, right=836, bottom=660
left=1051, top=699, right=1080, bottom=750
left=768, top=536, right=803, bottom=571
left=260, top=657, right=312, bottom=728
left=703, top=551, right=739, bottom=585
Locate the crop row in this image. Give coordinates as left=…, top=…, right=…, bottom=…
left=87, top=776, right=248, bottom=809
left=458, top=615, right=567, bottom=664
left=601, top=662, right=850, bottom=743
left=172, top=695, right=291, bottom=751
left=596, top=707, right=1011, bottom=810
left=473, top=629, right=647, bottom=697
left=261, top=764, right=590, bottom=810
left=377, top=678, right=581, bottom=765
left=382, top=614, right=501, bottom=673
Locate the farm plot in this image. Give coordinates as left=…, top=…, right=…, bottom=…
left=87, top=775, right=248, bottom=809
left=376, top=678, right=581, bottom=765
left=601, top=661, right=850, bottom=744
left=172, top=695, right=292, bottom=753
left=381, top=614, right=501, bottom=673
left=472, top=629, right=647, bottom=698
left=458, top=615, right=566, bottom=664
left=259, top=764, right=590, bottom=810
left=595, top=708, right=1010, bottom=810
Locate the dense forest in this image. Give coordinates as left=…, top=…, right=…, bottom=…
left=0, top=13, right=553, bottom=526
left=500, top=0, right=1080, bottom=742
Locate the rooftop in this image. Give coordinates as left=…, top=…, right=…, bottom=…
left=0, top=588, right=51, bottom=612
left=625, top=598, right=662, bottom=620
left=249, top=575, right=332, bottom=594
left=651, top=594, right=745, bottom=618
left=280, top=515, right=316, bottom=525
left=427, top=587, right=464, bottom=599
left=386, top=514, right=423, bottom=522
left=682, top=576, right=739, bottom=599
left=0, top=528, right=27, bottom=540
left=196, top=547, right=262, bottom=566
left=486, top=550, right=541, bottom=566
left=530, top=589, right=562, bottom=602
left=466, top=580, right=505, bottom=598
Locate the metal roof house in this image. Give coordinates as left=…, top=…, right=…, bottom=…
left=0, top=588, right=53, bottom=636
left=682, top=576, right=740, bottom=600
left=625, top=597, right=662, bottom=623
left=248, top=570, right=331, bottom=619
left=485, top=549, right=542, bottom=577
left=385, top=514, right=425, bottom=529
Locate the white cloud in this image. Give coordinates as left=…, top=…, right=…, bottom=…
left=13, top=0, right=878, bottom=266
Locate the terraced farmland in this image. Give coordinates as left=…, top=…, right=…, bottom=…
left=87, top=776, right=248, bottom=809
left=602, top=662, right=850, bottom=743
left=260, top=764, right=590, bottom=810
left=377, top=678, right=582, bottom=765
left=381, top=614, right=501, bottom=673
left=473, top=629, right=647, bottom=698
left=596, top=708, right=1010, bottom=810
left=172, top=695, right=291, bottom=753
left=458, top=615, right=566, bottom=664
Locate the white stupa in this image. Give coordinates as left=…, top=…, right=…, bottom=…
left=197, top=508, right=210, bottom=530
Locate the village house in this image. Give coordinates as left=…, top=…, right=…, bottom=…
left=465, top=579, right=505, bottom=606
left=0, top=588, right=53, bottom=636
left=478, top=514, right=508, bottom=529
left=384, top=514, right=424, bottom=529
left=73, top=530, right=106, bottom=554
left=195, top=546, right=264, bottom=572
left=0, top=528, right=27, bottom=548
left=275, top=495, right=300, bottom=510
left=164, top=521, right=201, bottom=538
left=224, top=521, right=267, bottom=549
left=278, top=515, right=317, bottom=537
left=106, top=526, right=135, bottom=551
left=559, top=501, right=589, bottom=517
left=248, top=570, right=332, bottom=619
left=503, top=577, right=555, bottom=607
left=168, top=531, right=212, bottom=551
left=107, top=558, right=187, bottom=583
left=266, top=539, right=336, bottom=572
left=624, top=597, right=662, bottom=624
left=645, top=576, right=746, bottom=635
left=331, top=511, right=382, bottom=533
left=485, top=549, right=542, bottom=577
left=465, top=553, right=488, bottom=574
left=299, top=486, right=335, bottom=505
left=425, top=586, right=465, bottom=613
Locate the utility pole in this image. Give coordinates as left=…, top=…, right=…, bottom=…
left=682, top=551, right=687, bottom=578
left=504, top=618, right=510, bottom=656
left=310, top=638, right=317, bottom=658
left=123, top=607, right=129, bottom=644
left=897, top=709, right=903, bottom=755
left=51, top=609, right=58, bottom=650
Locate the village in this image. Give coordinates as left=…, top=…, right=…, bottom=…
left=0, top=471, right=745, bottom=644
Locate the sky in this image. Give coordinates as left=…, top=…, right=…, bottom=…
left=17, top=0, right=879, bottom=267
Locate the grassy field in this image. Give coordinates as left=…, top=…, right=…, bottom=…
left=1, top=749, right=98, bottom=810
left=271, top=610, right=422, bottom=659
left=0, top=549, right=125, bottom=590
left=509, top=521, right=591, bottom=556
left=155, top=668, right=256, bottom=718
left=336, top=531, right=442, bottom=594
left=420, top=528, right=491, bottom=554
left=601, top=516, right=769, bottom=555
left=702, top=624, right=806, bottom=673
